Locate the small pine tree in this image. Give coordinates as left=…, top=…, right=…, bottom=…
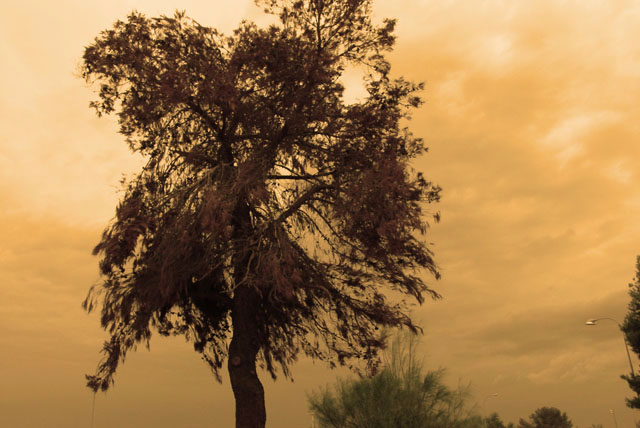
left=517, top=407, right=573, bottom=428
left=484, top=412, right=511, bottom=428
left=308, top=331, right=479, bottom=428
left=621, top=256, right=640, bottom=408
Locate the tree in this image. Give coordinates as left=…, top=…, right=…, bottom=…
left=517, top=407, right=573, bottom=428
left=80, top=1, right=441, bottom=427
left=483, top=413, right=504, bottom=428
left=484, top=412, right=514, bottom=428
left=621, top=255, right=640, bottom=408
left=308, top=332, right=478, bottom=428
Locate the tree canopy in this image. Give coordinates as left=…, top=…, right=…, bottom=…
left=621, top=255, right=640, bottom=408
left=81, top=1, right=440, bottom=426
left=517, top=407, right=573, bottom=428
left=308, top=332, right=478, bottom=428
left=485, top=413, right=515, bottom=428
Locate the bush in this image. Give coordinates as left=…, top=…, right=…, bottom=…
left=308, top=331, right=480, bottom=428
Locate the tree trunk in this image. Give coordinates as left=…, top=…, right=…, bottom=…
left=228, top=285, right=266, bottom=428
left=228, top=284, right=266, bottom=428
left=229, top=196, right=266, bottom=428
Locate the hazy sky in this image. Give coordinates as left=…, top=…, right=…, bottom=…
left=2, top=1, right=640, bottom=427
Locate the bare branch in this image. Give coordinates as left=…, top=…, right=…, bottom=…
left=272, top=183, right=333, bottom=227
left=186, top=97, right=221, bottom=134
left=266, top=171, right=334, bottom=181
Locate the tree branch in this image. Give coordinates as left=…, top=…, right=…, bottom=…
left=267, top=171, right=334, bottom=181
left=170, top=149, right=218, bottom=166
left=186, top=97, right=221, bottom=135
left=272, top=183, right=333, bottom=227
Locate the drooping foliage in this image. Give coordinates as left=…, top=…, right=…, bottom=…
left=82, top=0, right=440, bottom=394
left=621, top=255, right=640, bottom=408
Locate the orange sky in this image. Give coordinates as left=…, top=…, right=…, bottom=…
left=2, top=1, right=640, bottom=427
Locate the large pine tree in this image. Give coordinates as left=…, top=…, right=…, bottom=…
left=81, top=1, right=440, bottom=426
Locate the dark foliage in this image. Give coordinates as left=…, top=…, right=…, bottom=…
left=485, top=413, right=514, bottom=428
left=517, top=407, right=573, bottom=428
left=81, top=1, right=440, bottom=424
left=621, top=256, right=640, bottom=408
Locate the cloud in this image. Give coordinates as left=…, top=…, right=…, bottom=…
left=2, top=0, right=640, bottom=427
left=526, top=348, right=624, bottom=385
left=539, top=112, right=622, bottom=165
left=377, top=0, right=640, bottom=423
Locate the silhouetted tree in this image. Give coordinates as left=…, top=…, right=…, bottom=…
left=81, top=1, right=440, bottom=427
left=517, top=407, right=572, bottom=428
left=621, top=255, right=640, bottom=408
left=308, top=332, right=477, bottom=428
left=484, top=412, right=514, bottom=428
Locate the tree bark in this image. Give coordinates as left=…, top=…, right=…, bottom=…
left=228, top=197, right=266, bottom=428
left=228, top=284, right=266, bottom=428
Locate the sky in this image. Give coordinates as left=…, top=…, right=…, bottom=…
left=1, top=0, right=640, bottom=427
